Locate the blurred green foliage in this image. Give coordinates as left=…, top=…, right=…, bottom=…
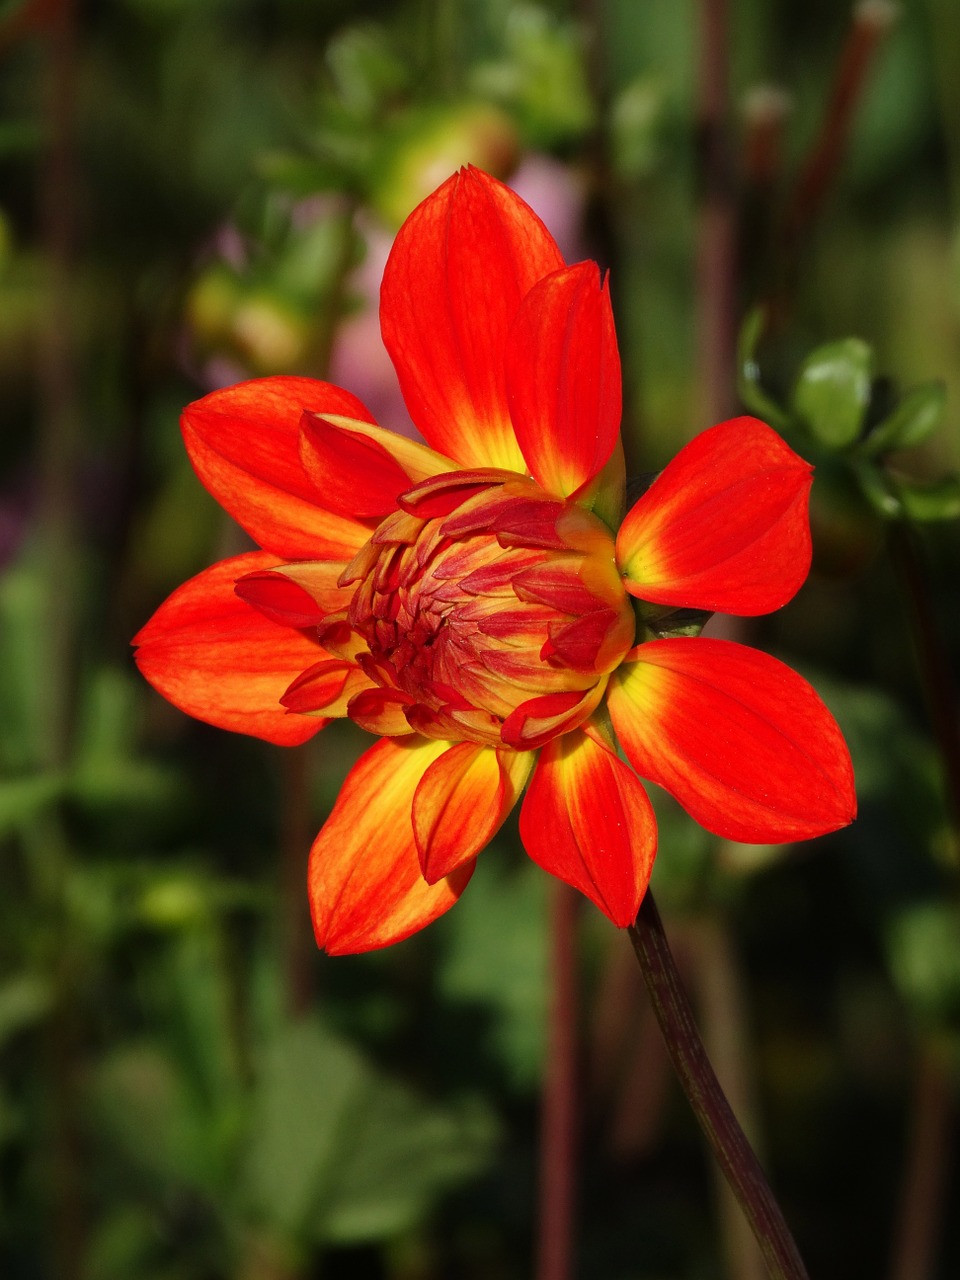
left=2, top=1, right=960, bottom=1278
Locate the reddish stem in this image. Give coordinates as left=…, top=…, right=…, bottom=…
left=695, top=0, right=738, bottom=424
left=536, top=881, right=580, bottom=1280
left=629, top=891, right=810, bottom=1280
left=781, top=2, right=897, bottom=256
left=888, top=1041, right=954, bottom=1280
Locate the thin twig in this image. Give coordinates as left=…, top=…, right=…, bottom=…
left=629, top=890, right=810, bottom=1280
left=536, top=881, right=580, bottom=1280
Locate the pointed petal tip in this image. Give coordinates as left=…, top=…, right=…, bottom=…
left=308, top=737, right=474, bottom=954
left=380, top=163, right=564, bottom=470
left=507, top=260, right=622, bottom=497
left=518, top=729, right=657, bottom=928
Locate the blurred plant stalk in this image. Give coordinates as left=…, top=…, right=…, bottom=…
left=34, top=1, right=86, bottom=1278
left=536, top=882, right=579, bottom=1280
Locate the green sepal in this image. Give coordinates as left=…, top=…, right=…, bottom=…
left=792, top=337, right=873, bottom=449
left=634, top=600, right=712, bottom=642
left=859, top=381, right=947, bottom=458
left=736, top=308, right=791, bottom=432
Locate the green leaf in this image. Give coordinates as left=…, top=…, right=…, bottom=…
left=0, top=563, right=58, bottom=771
left=437, top=857, right=548, bottom=1087
left=736, top=308, right=791, bottom=432
left=889, top=473, right=960, bottom=523
left=320, top=1086, right=495, bottom=1244
left=792, top=337, right=873, bottom=449
left=887, top=903, right=960, bottom=1028
left=860, top=381, right=947, bottom=457
left=243, top=1018, right=367, bottom=1237
left=851, top=459, right=903, bottom=520
left=0, top=974, right=52, bottom=1045
left=0, top=773, right=64, bottom=838
left=244, top=1016, right=497, bottom=1244
left=609, top=76, right=667, bottom=180
left=91, top=1043, right=217, bottom=1192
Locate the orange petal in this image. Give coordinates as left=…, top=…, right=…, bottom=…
left=616, top=417, right=813, bottom=615
left=518, top=728, right=657, bottom=927
left=133, top=553, right=324, bottom=746
left=181, top=377, right=376, bottom=560
left=380, top=167, right=564, bottom=471
left=606, top=638, right=857, bottom=843
left=413, top=743, right=534, bottom=883
left=299, top=413, right=454, bottom=519
left=309, top=737, right=474, bottom=954
left=507, top=262, right=621, bottom=496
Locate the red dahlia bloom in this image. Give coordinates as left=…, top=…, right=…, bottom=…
left=134, top=167, right=856, bottom=954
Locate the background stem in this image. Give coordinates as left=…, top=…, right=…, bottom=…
left=536, top=881, right=580, bottom=1280
left=695, top=0, right=738, bottom=425
left=629, top=891, right=810, bottom=1280
left=888, top=1039, right=954, bottom=1280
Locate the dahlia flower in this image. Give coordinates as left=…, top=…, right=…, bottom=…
left=134, top=167, right=855, bottom=954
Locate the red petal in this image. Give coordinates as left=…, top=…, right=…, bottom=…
left=299, top=413, right=454, bottom=519
left=380, top=167, right=565, bottom=470
left=616, top=418, right=813, bottom=615
left=519, top=728, right=657, bottom=927
left=133, top=553, right=324, bottom=746
left=398, top=469, right=515, bottom=519
left=512, top=560, right=608, bottom=615
left=606, top=638, right=857, bottom=843
left=348, top=687, right=417, bottom=736
left=501, top=682, right=607, bottom=750
left=234, top=560, right=354, bottom=630
left=412, top=743, right=533, bottom=883
left=281, top=660, right=373, bottom=716
left=542, top=609, right=624, bottom=672
left=309, top=737, right=474, bottom=954
left=507, top=263, right=621, bottom=496
left=181, top=377, right=376, bottom=560
left=234, top=572, right=326, bottom=628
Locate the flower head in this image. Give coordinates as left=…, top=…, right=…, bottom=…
left=134, top=167, right=856, bottom=954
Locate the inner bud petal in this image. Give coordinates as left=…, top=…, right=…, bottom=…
left=341, top=472, right=635, bottom=748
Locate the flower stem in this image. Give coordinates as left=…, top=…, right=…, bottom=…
left=536, top=881, right=580, bottom=1280
left=628, top=890, right=810, bottom=1280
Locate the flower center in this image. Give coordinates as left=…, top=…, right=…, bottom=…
left=342, top=471, right=636, bottom=746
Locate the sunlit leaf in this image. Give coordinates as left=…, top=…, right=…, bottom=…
left=792, top=338, right=873, bottom=449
